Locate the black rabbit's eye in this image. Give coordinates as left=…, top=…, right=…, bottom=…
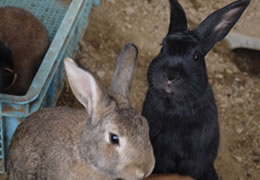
left=193, top=53, right=200, bottom=63
left=109, top=133, right=120, bottom=146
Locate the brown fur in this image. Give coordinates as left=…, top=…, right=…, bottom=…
left=7, top=44, right=155, bottom=179
left=0, top=7, right=49, bottom=95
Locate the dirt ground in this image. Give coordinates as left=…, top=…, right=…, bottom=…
left=3, top=0, right=257, bottom=180
left=56, top=0, right=260, bottom=179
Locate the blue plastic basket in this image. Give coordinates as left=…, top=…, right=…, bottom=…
left=0, top=0, right=100, bottom=173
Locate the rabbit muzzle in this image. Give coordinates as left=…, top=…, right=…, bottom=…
left=164, top=69, right=182, bottom=82
left=160, top=65, right=184, bottom=94
left=117, top=147, right=155, bottom=180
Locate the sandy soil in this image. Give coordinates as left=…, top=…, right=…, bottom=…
left=3, top=0, right=259, bottom=179
left=57, top=0, right=260, bottom=179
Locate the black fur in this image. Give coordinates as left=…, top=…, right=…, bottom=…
left=142, top=0, right=250, bottom=179
left=0, top=41, right=14, bottom=91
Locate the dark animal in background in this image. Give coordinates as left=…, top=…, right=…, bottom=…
left=142, top=0, right=250, bottom=179
left=7, top=44, right=155, bottom=180
left=0, top=41, right=14, bottom=92
left=0, top=7, right=49, bottom=95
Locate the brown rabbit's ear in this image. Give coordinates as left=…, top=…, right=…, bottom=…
left=110, top=43, right=138, bottom=104
left=64, top=58, right=109, bottom=118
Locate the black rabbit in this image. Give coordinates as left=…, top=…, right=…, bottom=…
left=0, top=41, right=14, bottom=92
left=142, top=0, right=250, bottom=180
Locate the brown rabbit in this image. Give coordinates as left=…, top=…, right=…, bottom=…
left=0, top=6, right=49, bottom=95
left=7, top=43, right=155, bottom=180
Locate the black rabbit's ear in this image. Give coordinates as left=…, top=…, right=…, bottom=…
left=196, top=0, right=250, bottom=54
left=168, top=0, right=188, bottom=35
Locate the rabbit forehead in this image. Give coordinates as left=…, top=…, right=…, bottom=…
left=164, top=32, right=202, bottom=57
left=104, top=108, right=149, bottom=137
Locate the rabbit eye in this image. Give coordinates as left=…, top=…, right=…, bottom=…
left=193, top=53, right=200, bottom=63
left=109, top=133, right=120, bottom=146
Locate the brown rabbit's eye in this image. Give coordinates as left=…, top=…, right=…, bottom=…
left=193, top=53, right=200, bottom=63
left=109, top=133, right=120, bottom=146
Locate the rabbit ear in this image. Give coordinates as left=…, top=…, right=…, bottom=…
left=110, top=43, right=138, bottom=103
left=196, top=0, right=250, bottom=54
left=168, top=0, right=188, bottom=35
left=64, top=58, right=109, bottom=118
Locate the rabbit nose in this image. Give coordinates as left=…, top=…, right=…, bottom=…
left=135, top=162, right=154, bottom=178
left=135, top=170, right=145, bottom=178
left=135, top=169, right=149, bottom=179
left=164, top=71, right=181, bottom=82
